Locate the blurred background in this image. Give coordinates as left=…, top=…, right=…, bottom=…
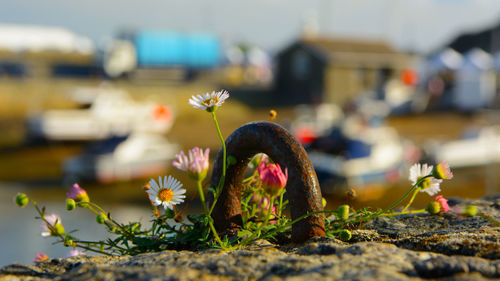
left=2, top=0, right=500, bottom=266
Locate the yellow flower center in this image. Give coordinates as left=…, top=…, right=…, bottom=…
left=419, top=177, right=431, bottom=189
left=158, top=188, right=173, bottom=202
left=202, top=97, right=218, bottom=107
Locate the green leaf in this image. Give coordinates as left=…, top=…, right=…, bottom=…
left=227, top=155, right=237, bottom=167
left=237, top=230, right=252, bottom=238
left=132, top=237, right=157, bottom=247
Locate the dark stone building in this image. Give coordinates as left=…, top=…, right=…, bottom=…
left=275, top=37, right=415, bottom=106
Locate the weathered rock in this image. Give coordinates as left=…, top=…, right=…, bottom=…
left=357, top=195, right=500, bottom=259
left=1, top=196, right=498, bottom=281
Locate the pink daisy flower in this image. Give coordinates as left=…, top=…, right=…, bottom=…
left=173, top=147, right=210, bottom=181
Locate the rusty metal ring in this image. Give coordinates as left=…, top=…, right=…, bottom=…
left=210, top=121, right=325, bottom=243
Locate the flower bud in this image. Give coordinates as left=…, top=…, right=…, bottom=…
left=96, top=213, right=107, bottom=224
left=258, top=197, right=270, bottom=210
left=41, top=214, right=65, bottom=237
left=34, top=252, right=49, bottom=263
left=64, top=238, right=74, bottom=247
left=434, top=195, right=450, bottom=212
left=258, top=162, right=287, bottom=197
left=337, top=205, right=350, bottom=220
left=269, top=109, right=277, bottom=121
left=465, top=205, right=477, bottom=217
left=15, top=193, right=29, bottom=207
left=426, top=201, right=441, bottom=215
left=250, top=193, right=263, bottom=205
left=54, top=223, right=65, bottom=236
left=432, top=161, right=453, bottom=180
left=67, top=183, right=90, bottom=203
left=339, top=229, right=352, bottom=241
left=347, top=188, right=357, bottom=200
left=66, top=199, right=76, bottom=211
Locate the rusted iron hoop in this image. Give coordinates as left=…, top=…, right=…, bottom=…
left=210, top=121, right=325, bottom=243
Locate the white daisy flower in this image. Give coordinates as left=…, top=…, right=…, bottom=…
left=146, top=176, right=186, bottom=210
left=408, top=163, right=442, bottom=196
left=188, top=90, right=229, bottom=112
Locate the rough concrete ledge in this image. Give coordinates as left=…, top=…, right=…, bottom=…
left=1, top=196, right=498, bottom=281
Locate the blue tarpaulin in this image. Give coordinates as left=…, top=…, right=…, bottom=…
left=135, top=31, right=220, bottom=68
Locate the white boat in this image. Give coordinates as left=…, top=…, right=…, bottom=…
left=26, top=86, right=174, bottom=142
left=428, top=125, right=500, bottom=168
left=63, top=132, right=179, bottom=183
left=308, top=126, right=413, bottom=192
left=292, top=103, right=420, bottom=193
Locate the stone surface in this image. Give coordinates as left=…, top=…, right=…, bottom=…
left=1, top=196, right=499, bottom=281
left=356, top=195, right=500, bottom=260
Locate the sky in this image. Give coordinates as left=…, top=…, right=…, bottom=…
left=2, top=0, right=500, bottom=54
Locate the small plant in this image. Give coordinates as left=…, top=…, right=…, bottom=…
left=17, top=90, right=480, bottom=261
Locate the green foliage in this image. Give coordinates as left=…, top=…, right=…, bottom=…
left=17, top=157, right=462, bottom=256
left=15, top=94, right=467, bottom=257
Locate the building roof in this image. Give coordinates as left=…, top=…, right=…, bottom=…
left=301, top=37, right=398, bottom=54
left=293, top=37, right=414, bottom=69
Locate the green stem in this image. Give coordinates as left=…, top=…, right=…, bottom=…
left=74, top=243, right=113, bottom=256
left=75, top=239, right=125, bottom=251
left=242, top=172, right=258, bottom=183
left=84, top=204, right=100, bottom=216
left=208, top=193, right=218, bottom=217
left=198, top=180, right=225, bottom=249
left=379, top=175, right=432, bottom=215
left=242, top=196, right=276, bottom=245
left=401, top=187, right=421, bottom=212
left=197, top=180, right=208, bottom=212
left=208, top=218, right=226, bottom=249
left=31, top=200, right=112, bottom=256
left=258, top=210, right=338, bottom=241
left=83, top=201, right=106, bottom=214
left=259, top=175, right=434, bottom=241
left=263, top=197, right=274, bottom=227
left=208, top=111, right=226, bottom=216
left=379, top=209, right=426, bottom=217
left=278, top=193, right=284, bottom=217
left=211, top=111, right=226, bottom=182
left=80, top=201, right=133, bottom=237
